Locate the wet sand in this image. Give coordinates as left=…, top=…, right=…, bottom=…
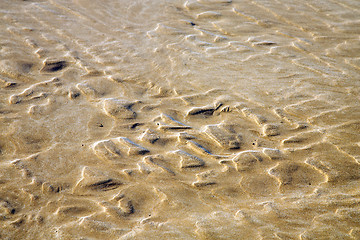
left=1, top=0, right=360, bottom=239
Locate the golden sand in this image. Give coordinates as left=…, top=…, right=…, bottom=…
left=1, top=0, right=360, bottom=239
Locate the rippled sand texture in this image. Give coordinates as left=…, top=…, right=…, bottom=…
left=1, top=0, right=360, bottom=239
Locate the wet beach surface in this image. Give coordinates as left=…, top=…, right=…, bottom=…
left=1, top=0, right=360, bottom=239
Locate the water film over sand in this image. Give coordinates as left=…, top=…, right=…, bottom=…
left=1, top=0, right=360, bottom=239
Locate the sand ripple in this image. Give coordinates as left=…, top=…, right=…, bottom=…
left=1, top=0, right=360, bottom=239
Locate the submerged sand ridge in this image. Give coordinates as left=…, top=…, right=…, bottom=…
left=1, top=0, right=360, bottom=239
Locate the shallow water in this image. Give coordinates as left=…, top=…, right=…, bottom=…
left=1, top=0, right=360, bottom=239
